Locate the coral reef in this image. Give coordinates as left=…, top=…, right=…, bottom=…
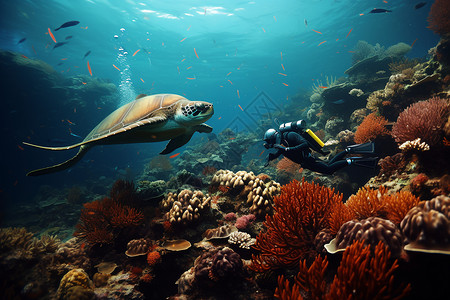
left=57, top=269, right=94, bottom=300
left=162, top=189, right=211, bottom=225
left=392, top=97, right=449, bottom=147
left=251, top=180, right=343, bottom=271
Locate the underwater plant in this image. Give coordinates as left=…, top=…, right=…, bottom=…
left=250, top=179, right=343, bottom=272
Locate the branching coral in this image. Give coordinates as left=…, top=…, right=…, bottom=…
left=346, top=186, right=389, bottom=219
left=427, top=0, right=450, bottom=36
left=250, top=179, right=343, bottom=272
left=74, top=197, right=144, bottom=245
left=275, top=241, right=410, bottom=300
left=162, top=189, right=211, bottom=225
left=392, top=97, right=450, bottom=147
left=354, top=112, right=389, bottom=144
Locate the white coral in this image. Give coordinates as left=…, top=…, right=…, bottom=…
left=399, top=138, right=430, bottom=151
left=228, top=231, right=256, bottom=249
left=349, top=88, right=364, bottom=97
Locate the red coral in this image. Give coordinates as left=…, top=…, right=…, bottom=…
left=74, top=197, right=144, bottom=245
left=354, top=113, right=389, bottom=144
left=392, top=97, right=449, bottom=147
left=275, top=241, right=411, bottom=300
left=250, top=179, right=343, bottom=272
left=110, top=179, right=137, bottom=205
left=276, top=157, right=301, bottom=174
left=147, top=251, right=161, bottom=266
left=346, top=186, right=389, bottom=220
left=427, top=0, right=450, bottom=36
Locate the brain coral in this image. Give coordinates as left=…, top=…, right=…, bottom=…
left=400, top=195, right=450, bottom=254
left=327, top=217, right=403, bottom=257
left=194, top=247, right=243, bottom=283
left=57, top=269, right=94, bottom=300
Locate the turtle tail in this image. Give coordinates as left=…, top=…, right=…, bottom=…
left=23, top=141, right=84, bottom=150
left=26, top=145, right=91, bottom=176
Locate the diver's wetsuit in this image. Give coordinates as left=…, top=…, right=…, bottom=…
left=269, top=131, right=348, bottom=175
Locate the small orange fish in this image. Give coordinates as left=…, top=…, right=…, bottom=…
left=140, top=78, right=145, bottom=83
left=261, top=27, right=266, bottom=33
left=273, top=16, right=277, bottom=22
left=187, top=66, right=192, bottom=70
left=67, top=119, right=75, bottom=125
left=180, top=37, right=186, bottom=42
left=186, top=77, right=196, bottom=80
left=346, top=28, right=353, bottom=38
left=281, top=63, right=285, bottom=71
left=97, top=107, right=102, bottom=109
left=282, top=83, right=288, bottom=86
left=87, top=211, right=95, bottom=215
left=238, top=104, right=244, bottom=111
left=132, top=49, right=140, bottom=56
left=169, top=153, right=180, bottom=159
left=218, top=116, right=222, bottom=120
left=113, top=64, right=120, bottom=71
left=74, top=108, right=77, bottom=113
left=226, top=72, right=232, bottom=76
left=411, top=38, right=418, bottom=48
left=177, top=66, right=180, bottom=73
left=280, top=52, right=283, bottom=60
left=237, top=89, right=240, bottom=98
left=229, top=137, right=236, bottom=140
left=259, top=150, right=265, bottom=156
left=61, top=58, right=68, bottom=60
left=318, top=86, right=327, bottom=89
left=18, top=145, right=24, bottom=151
left=194, top=48, right=199, bottom=58
left=317, top=40, right=327, bottom=46
left=181, top=58, right=186, bottom=62
left=227, top=79, right=233, bottom=85
left=359, top=13, right=364, bottom=16
left=32, top=45, right=37, bottom=54
left=187, top=25, right=191, bottom=31
left=48, top=28, right=56, bottom=43
left=278, top=72, right=287, bottom=76
left=82, top=82, right=87, bottom=85
left=312, top=29, right=322, bottom=34
left=21, top=55, right=28, bottom=59
left=87, top=61, right=92, bottom=76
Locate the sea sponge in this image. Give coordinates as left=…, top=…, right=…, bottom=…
left=57, top=269, right=94, bottom=300
left=195, top=247, right=243, bottom=283
left=400, top=195, right=450, bottom=254
left=163, top=189, right=211, bottom=225
left=326, top=217, right=403, bottom=257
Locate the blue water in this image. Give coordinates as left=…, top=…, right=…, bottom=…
left=0, top=0, right=439, bottom=204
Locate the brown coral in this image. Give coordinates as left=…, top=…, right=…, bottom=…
left=400, top=195, right=450, bottom=253
left=250, top=179, right=343, bottom=272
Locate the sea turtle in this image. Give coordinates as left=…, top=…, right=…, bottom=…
left=24, top=93, right=214, bottom=176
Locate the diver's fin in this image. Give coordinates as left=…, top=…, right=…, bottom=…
left=26, top=145, right=91, bottom=176
left=349, top=157, right=379, bottom=169
left=346, top=142, right=375, bottom=154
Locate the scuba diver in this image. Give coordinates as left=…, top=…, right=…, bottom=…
left=263, top=120, right=378, bottom=175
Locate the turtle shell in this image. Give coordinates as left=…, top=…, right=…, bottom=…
left=84, top=94, right=186, bottom=143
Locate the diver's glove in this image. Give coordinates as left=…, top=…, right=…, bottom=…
left=273, top=144, right=289, bottom=152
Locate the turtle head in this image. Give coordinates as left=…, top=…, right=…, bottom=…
left=177, top=100, right=214, bottom=124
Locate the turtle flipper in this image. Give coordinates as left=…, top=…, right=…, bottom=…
left=26, top=145, right=91, bottom=176
left=193, top=123, right=213, bottom=133
left=160, top=132, right=195, bottom=155
left=23, top=141, right=85, bottom=151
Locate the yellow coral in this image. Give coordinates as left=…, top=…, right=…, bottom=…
left=57, top=269, right=94, bottom=300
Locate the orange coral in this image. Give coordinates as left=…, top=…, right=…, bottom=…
left=275, top=241, right=411, bottom=300
left=345, top=185, right=388, bottom=220
left=276, top=157, right=301, bottom=174
left=345, top=186, right=419, bottom=224
left=354, top=113, right=389, bottom=144
left=327, top=202, right=355, bottom=235
left=250, top=179, right=343, bottom=272
left=140, top=273, right=154, bottom=283
left=427, top=0, right=450, bottom=36
left=147, top=251, right=161, bottom=266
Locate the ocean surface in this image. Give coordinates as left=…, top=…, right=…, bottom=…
left=0, top=0, right=439, bottom=205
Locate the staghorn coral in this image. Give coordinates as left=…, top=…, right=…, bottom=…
left=427, top=0, right=450, bottom=36
left=398, top=138, right=430, bottom=151
left=74, top=197, right=144, bottom=245
left=392, top=97, right=450, bottom=147
left=400, top=195, right=450, bottom=253
left=354, top=112, right=389, bottom=144
left=57, top=269, right=94, bottom=300
left=250, top=179, right=343, bottom=272
left=326, top=217, right=403, bottom=257
left=162, top=189, right=211, bottom=225
left=228, top=231, right=256, bottom=249
left=275, top=241, right=410, bottom=300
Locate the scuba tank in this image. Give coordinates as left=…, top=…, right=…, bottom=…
left=278, top=120, right=325, bottom=153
